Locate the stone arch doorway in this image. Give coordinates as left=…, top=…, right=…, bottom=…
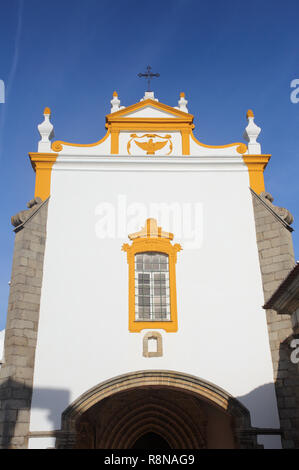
left=56, top=371, right=259, bottom=449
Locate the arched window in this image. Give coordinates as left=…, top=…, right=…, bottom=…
left=122, top=218, right=181, bottom=332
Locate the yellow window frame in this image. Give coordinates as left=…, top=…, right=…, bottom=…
left=122, top=219, right=181, bottom=333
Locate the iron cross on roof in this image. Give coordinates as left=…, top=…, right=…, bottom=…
left=138, top=66, right=160, bottom=92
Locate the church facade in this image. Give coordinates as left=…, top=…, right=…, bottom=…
left=0, top=90, right=298, bottom=449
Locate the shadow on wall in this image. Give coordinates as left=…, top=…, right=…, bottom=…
left=236, top=331, right=299, bottom=449
left=237, top=383, right=279, bottom=428
left=29, top=386, right=71, bottom=430
left=237, top=382, right=282, bottom=449
left=275, top=333, right=299, bottom=448
left=0, top=378, right=70, bottom=449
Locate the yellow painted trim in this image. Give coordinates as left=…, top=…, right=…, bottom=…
left=190, top=131, right=247, bottom=154
left=106, top=121, right=194, bottom=157
left=106, top=98, right=194, bottom=121
left=49, top=100, right=251, bottom=157
left=110, top=128, right=119, bottom=154
left=106, top=100, right=194, bottom=159
left=243, top=154, right=271, bottom=194
left=107, top=117, right=194, bottom=124
left=181, top=129, right=190, bottom=155
left=28, top=152, right=58, bottom=200
left=129, top=218, right=174, bottom=240
left=106, top=117, right=194, bottom=154
left=51, top=100, right=195, bottom=156
left=122, top=220, right=181, bottom=333
left=106, top=119, right=194, bottom=130
left=51, top=129, right=111, bottom=152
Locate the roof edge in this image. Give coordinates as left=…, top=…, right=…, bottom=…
left=12, top=197, right=49, bottom=233
left=251, top=188, right=294, bottom=232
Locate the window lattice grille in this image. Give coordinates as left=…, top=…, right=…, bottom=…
left=135, top=252, right=170, bottom=321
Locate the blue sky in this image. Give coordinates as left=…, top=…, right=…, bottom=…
left=0, top=0, right=298, bottom=330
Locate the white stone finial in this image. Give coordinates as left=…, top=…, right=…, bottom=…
left=243, top=109, right=261, bottom=154
left=176, top=92, right=188, bottom=113
left=110, top=91, right=122, bottom=113
left=140, top=91, right=158, bottom=102
left=37, top=107, right=54, bottom=152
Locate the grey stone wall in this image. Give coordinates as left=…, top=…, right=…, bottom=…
left=252, top=190, right=299, bottom=448
left=0, top=198, right=48, bottom=449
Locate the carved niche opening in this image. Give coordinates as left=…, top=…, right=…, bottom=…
left=143, top=331, right=163, bottom=358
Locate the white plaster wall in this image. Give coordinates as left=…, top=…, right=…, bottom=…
left=123, top=105, right=177, bottom=118
left=189, top=135, right=244, bottom=156
left=58, top=133, right=111, bottom=155
left=29, top=155, right=280, bottom=447
left=28, top=437, right=56, bottom=449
